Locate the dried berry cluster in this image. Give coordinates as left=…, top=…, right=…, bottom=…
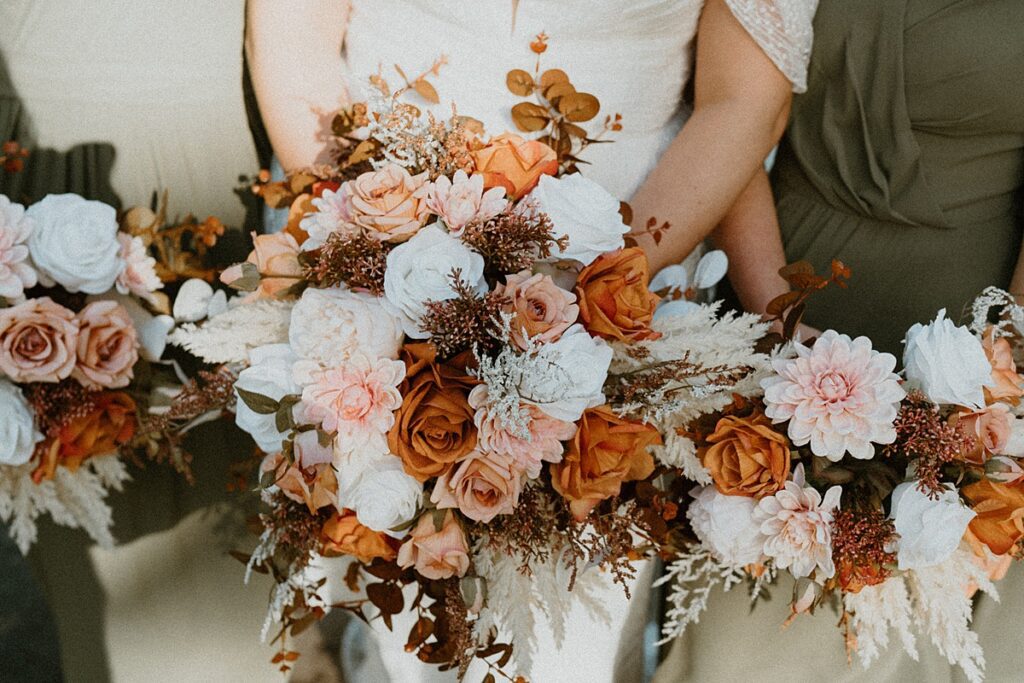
left=884, top=391, right=972, bottom=497
left=830, top=508, right=897, bottom=591
left=419, top=273, right=510, bottom=359
left=459, top=206, right=567, bottom=276
left=25, top=380, right=100, bottom=437
left=303, top=231, right=391, bottom=295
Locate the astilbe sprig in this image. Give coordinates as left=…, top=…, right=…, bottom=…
left=303, top=230, right=391, bottom=295
left=830, top=508, right=897, bottom=591
left=420, top=270, right=510, bottom=359
left=883, top=391, right=972, bottom=497
left=459, top=204, right=567, bottom=276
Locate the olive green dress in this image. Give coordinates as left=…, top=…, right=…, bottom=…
left=653, top=1, right=1024, bottom=681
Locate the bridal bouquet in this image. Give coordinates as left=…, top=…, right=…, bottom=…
left=175, top=47, right=765, bottom=677
left=660, top=272, right=1024, bottom=682
left=0, top=191, right=226, bottom=552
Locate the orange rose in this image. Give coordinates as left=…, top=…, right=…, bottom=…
left=388, top=343, right=479, bottom=482
left=550, top=405, right=660, bottom=520
left=963, top=527, right=1013, bottom=598
left=963, top=478, right=1024, bottom=555
left=701, top=413, right=790, bottom=498
left=982, top=327, right=1024, bottom=405
left=575, top=247, right=661, bottom=343
left=33, top=392, right=136, bottom=483
left=471, top=133, right=557, bottom=199
left=260, top=452, right=338, bottom=514
left=321, top=510, right=397, bottom=563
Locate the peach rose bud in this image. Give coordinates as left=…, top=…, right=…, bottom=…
left=72, top=301, right=140, bottom=389
left=396, top=511, right=470, bottom=580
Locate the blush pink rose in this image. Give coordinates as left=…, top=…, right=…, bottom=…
left=0, top=297, right=78, bottom=382
left=342, top=164, right=430, bottom=243
left=469, top=385, right=576, bottom=478
left=431, top=449, right=522, bottom=523
left=494, top=270, right=579, bottom=350
left=72, top=301, right=139, bottom=389
left=959, top=403, right=1012, bottom=465
left=396, top=511, right=470, bottom=580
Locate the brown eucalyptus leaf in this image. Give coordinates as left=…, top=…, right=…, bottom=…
left=544, top=81, right=576, bottom=101
left=558, top=92, right=600, bottom=122
left=406, top=616, right=434, bottom=650
left=779, top=261, right=814, bottom=279
left=539, top=68, right=569, bottom=89
left=561, top=122, right=588, bottom=138
left=619, top=201, right=634, bottom=225
left=511, top=102, right=550, bottom=132
left=413, top=79, right=440, bottom=104
left=765, top=291, right=801, bottom=318
left=348, top=139, right=378, bottom=166
left=365, top=560, right=404, bottom=581
left=505, top=69, right=535, bottom=96
left=236, top=387, right=280, bottom=415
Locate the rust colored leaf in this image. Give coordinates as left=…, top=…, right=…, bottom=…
left=544, top=81, right=576, bottom=101
left=765, top=290, right=802, bottom=318
left=619, top=201, right=634, bottom=225
left=406, top=616, right=434, bottom=650
left=367, top=582, right=405, bottom=615
left=558, top=92, right=600, bottom=122
left=505, top=69, right=534, bottom=97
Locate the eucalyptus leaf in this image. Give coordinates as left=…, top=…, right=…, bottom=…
left=236, top=387, right=280, bottom=415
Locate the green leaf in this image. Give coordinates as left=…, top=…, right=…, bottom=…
left=275, top=403, right=295, bottom=433
left=236, top=387, right=280, bottom=415
left=226, top=262, right=261, bottom=292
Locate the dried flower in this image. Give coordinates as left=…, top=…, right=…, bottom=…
left=304, top=230, right=391, bottom=295
left=458, top=203, right=566, bottom=275
left=830, top=509, right=896, bottom=593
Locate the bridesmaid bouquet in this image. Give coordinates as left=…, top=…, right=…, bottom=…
left=175, top=50, right=764, bottom=677
left=0, top=191, right=227, bottom=552
left=660, top=270, right=1024, bottom=683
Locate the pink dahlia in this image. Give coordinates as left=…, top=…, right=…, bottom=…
left=0, top=196, right=37, bottom=300
left=300, top=353, right=405, bottom=451
left=753, top=464, right=841, bottom=579
left=425, top=170, right=507, bottom=235
left=115, top=233, right=162, bottom=304
left=762, top=330, right=904, bottom=461
left=469, top=385, right=577, bottom=479
left=299, top=187, right=357, bottom=247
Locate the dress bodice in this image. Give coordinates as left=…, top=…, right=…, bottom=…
left=343, top=0, right=816, bottom=200
left=776, top=0, right=1024, bottom=229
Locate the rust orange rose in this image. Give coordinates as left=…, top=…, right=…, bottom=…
left=575, top=247, right=661, bottom=343
left=982, top=327, right=1024, bottom=405
left=321, top=510, right=397, bottom=563
left=550, top=405, right=660, bottom=520
left=388, top=343, right=478, bottom=482
left=701, top=413, right=790, bottom=498
left=33, top=392, right=136, bottom=483
left=963, top=477, right=1024, bottom=555
left=471, top=133, right=557, bottom=199
left=260, top=452, right=338, bottom=514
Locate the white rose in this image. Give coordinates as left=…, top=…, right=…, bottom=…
left=903, top=310, right=992, bottom=409
left=890, top=481, right=975, bottom=570
left=528, top=174, right=630, bottom=266
left=336, top=448, right=422, bottom=537
left=382, top=224, right=486, bottom=339
left=518, top=324, right=612, bottom=422
left=0, top=379, right=43, bottom=465
left=26, top=194, right=122, bottom=294
left=290, top=286, right=404, bottom=365
left=687, top=485, right=766, bottom=567
left=234, top=344, right=300, bottom=453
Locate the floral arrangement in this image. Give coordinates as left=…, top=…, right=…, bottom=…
left=173, top=43, right=762, bottom=678
left=0, top=189, right=227, bottom=552
left=659, top=270, right=1024, bottom=683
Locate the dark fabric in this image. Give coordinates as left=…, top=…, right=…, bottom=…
left=772, top=0, right=1024, bottom=356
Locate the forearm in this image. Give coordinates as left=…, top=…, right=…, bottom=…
left=629, top=101, right=785, bottom=273
left=711, top=169, right=789, bottom=314
left=245, top=0, right=350, bottom=171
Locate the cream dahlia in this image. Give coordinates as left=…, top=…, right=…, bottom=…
left=115, top=233, right=162, bottom=304
left=761, top=330, right=904, bottom=461
left=753, top=464, right=841, bottom=579
left=425, top=170, right=507, bottom=235
left=299, top=187, right=356, bottom=249
left=300, top=353, right=406, bottom=452
left=0, top=196, right=37, bottom=300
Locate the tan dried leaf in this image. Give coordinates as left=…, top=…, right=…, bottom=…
left=413, top=79, right=440, bottom=104
left=544, top=81, right=576, bottom=101
left=539, top=69, right=569, bottom=89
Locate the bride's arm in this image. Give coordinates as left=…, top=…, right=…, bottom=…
left=629, top=0, right=792, bottom=278
left=245, top=0, right=350, bottom=171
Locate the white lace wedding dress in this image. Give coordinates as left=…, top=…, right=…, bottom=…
left=318, top=1, right=818, bottom=681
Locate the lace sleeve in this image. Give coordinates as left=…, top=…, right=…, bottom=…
left=723, top=0, right=819, bottom=93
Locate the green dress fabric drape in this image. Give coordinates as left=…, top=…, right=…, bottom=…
left=655, top=1, right=1024, bottom=681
